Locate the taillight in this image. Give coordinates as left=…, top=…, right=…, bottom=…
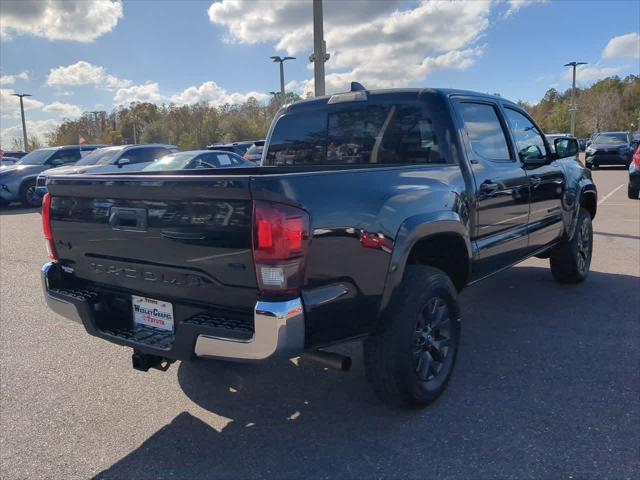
left=633, top=147, right=640, bottom=168
left=42, top=193, right=58, bottom=261
left=252, top=201, right=309, bottom=298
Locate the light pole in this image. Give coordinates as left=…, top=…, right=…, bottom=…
left=11, top=93, right=31, bottom=151
left=310, top=0, right=330, bottom=97
left=270, top=56, right=295, bottom=98
left=564, top=61, right=587, bottom=136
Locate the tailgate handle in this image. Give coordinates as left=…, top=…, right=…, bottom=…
left=109, top=207, right=147, bottom=232
left=161, top=230, right=206, bottom=241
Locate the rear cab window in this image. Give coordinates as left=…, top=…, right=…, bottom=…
left=265, top=93, right=452, bottom=166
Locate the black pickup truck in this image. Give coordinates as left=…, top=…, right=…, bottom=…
left=41, top=86, right=597, bottom=407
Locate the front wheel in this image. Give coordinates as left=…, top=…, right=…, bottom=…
left=364, top=266, right=461, bottom=408
left=19, top=180, right=41, bottom=208
left=549, top=207, right=593, bottom=283
left=628, top=184, right=640, bottom=199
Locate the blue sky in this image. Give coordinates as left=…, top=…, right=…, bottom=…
left=1, top=0, right=639, bottom=149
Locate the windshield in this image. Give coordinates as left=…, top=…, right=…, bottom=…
left=593, top=133, right=628, bottom=144
left=17, top=149, right=55, bottom=165
left=143, top=152, right=199, bottom=171
left=75, top=146, right=125, bottom=166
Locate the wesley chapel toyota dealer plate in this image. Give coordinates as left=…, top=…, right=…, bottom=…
left=131, top=295, right=174, bottom=331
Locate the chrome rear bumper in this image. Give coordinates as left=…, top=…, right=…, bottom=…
left=41, top=262, right=305, bottom=361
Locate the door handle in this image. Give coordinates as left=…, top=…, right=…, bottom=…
left=479, top=182, right=499, bottom=194
left=529, top=176, right=542, bottom=188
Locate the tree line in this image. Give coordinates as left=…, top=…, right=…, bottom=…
left=518, top=74, right=639, bottom=137
left=37, top=74, right=640, bottom=150
left=45, top=93, right=301, bottom=150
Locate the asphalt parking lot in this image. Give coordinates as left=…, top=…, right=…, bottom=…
left=1, top=167, right=638, bottom=480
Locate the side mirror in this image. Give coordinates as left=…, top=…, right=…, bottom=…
left=631, top=140, right=639, bottom=150
left=554, top=138, right=579, bottom=158
left=117, top=158, right=130, bottom=168
left=519, top=145, right=547, bottom=167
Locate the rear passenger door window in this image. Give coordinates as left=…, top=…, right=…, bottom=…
left=121, top=148, right=146, bottom=164
left=50, top=149, right=81, bottom=164
left=457, top=102, right=511, bottom=162
left=503, top=108, right=548, bottom=161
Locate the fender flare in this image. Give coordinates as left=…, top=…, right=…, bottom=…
left=567, top=183, right=597, bottom=240
left=379, top=211, right=472, bottom=312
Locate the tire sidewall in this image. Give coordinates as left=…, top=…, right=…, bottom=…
left=20, top=180, right=39, bottom=208
left=571, top=208, right=593, bottom=280
left=388, top=268, right=461, bottom=404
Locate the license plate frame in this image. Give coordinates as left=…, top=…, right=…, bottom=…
left=131, top=295, right=175, bottom=332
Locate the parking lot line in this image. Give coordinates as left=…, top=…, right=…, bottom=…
left=598, top=183, right=624, bottom=205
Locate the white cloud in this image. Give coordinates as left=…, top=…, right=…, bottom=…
left=603, top=33, right=640, bottom=60
left=209, top=0, right=493, bottom=94
left=42, top=102, right=83, bottom=119
left=113, top=83, right=163, bottom=105
left=46, top=61, right=131, bottom=90
left=170, top=81, right=269, bottom=106
left=0, top=0, right=123, bottom=42
left=0, top=71, right=29, bottom=86
left=0, top=119, right=59, bottom=149
left=503, top=0, right=547, bottom=17
left=54, top=90, right=74, bottom=97
left=0, top=88, right=44, bottom=113
left=564, top=64, right=625, bottom=83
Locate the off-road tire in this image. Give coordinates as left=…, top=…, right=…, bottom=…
left=549, top=207, right=593, bottom=283
left=364, top=266, right=461, bottom=408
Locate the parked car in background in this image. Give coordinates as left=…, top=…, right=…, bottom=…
left=143, top=150, right=253, bottom=171
left=585, top=131, right=637, bottom=169
left=0, top=145, right=100, bottom=207
left=0, top=156, right=21, bottom=166
left=628, top=145, right=640, bottom=199
left=206, top=141, right=256, bottom=156
left=35, top=144, right=178, bottom=197
left=41, top=86, right=596, bottom=407
left=0, top=150, right=27, bottom=160
left=242, top=140, right=265, bottom=163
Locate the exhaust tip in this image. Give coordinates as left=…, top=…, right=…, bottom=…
left=301, top=350, right=352, bottom=372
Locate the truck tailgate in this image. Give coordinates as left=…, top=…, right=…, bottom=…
left=47, top=175, right=257, bottom=311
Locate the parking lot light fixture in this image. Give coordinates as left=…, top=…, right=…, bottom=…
left=564, top=61, right=587, bottom=136
left=270, top=56, right=296, bottom=97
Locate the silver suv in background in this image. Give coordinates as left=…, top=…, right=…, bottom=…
left=36, top=144, right=178, bottom=197
left=0, top=145, right=104, bottom=207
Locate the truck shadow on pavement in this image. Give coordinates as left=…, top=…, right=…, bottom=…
left=94, top=266, right=640, bottom=480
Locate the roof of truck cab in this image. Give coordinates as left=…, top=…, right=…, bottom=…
left=284, top=88, right=518, bottom=114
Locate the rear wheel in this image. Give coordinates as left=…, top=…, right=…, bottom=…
left=20, top=180, right=41, bottom=208
left=549, top=207, right=593, bottom=283
left=628, top=184, right=640, bottom=199
left=364, top=266, right=461, bottom=408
